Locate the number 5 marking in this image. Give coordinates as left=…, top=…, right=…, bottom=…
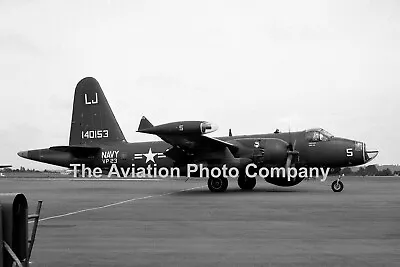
left=346, top=148, right=353, bottom=157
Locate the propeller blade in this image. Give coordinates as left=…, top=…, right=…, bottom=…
left=285, top=126, right=299, bottom=181
left=285, top=135, right=298, bottom=181
left=285, top=154, right=293, bottom=181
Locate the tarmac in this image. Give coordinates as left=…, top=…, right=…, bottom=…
left=1, top=176, right=399, bottom=266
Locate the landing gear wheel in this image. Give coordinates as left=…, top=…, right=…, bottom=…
left=331, top=180, right=344, bottom=192
left=208, top=177, right=228, bottom=192
left=238, top=176, right=256, bottom=191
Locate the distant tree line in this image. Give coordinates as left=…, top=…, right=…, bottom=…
left=341, top=165, right=398, bottom=176
left=1, top=167, right=58, bottom=173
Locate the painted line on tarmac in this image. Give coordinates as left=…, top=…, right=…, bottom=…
left=4, top=178, right=164, bottom=181
left=69, top=178, right=163, bottom=181
left=31, top=185, right=205, bottom=223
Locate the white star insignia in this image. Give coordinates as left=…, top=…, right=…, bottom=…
left=143, top=148, right=157, bottom=163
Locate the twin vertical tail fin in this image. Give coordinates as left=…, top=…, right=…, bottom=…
left=69, top=77, right=126, bottom=146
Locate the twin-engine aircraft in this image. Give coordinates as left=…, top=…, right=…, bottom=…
left=18, top=77, right=378, bottom=192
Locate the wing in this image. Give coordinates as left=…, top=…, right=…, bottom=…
left=137, top=116, right=239, bottom=163
left=161, top=134, right=239, bottom=161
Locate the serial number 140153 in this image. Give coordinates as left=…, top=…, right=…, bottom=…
left=81, top=130, right=109, bottom=139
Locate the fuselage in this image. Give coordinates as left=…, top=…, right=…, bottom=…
left=18, top=130, right=370, bottom=172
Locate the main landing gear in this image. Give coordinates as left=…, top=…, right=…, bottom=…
left=237, top=173, right=256, bottom=191
left=331, top=176, right=344, bottom=192
left=207, top=175, right=257, bottom=192
left=207, top=171, right=257, bottom=192
left=207, top=176, right=228, bottom=192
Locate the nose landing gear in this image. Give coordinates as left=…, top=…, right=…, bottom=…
left=331, top=175, right=344, bottom=192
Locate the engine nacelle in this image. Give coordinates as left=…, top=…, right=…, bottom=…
left=259, top=138, right=288, bottom=166
left=235, top=138, right=288, bottom=166
left=235, top=137, right=289, bottom=166
left=138, top=121, right=218, bottom=135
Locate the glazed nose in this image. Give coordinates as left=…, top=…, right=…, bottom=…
left=364, top=144, right=378, bottom=163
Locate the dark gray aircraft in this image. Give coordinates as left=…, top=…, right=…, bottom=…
left=18, top=77, right=378, bottom=192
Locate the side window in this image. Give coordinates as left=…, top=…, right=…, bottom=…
left=320, top=134, right=328, bottom=141
left=306, top=131, right=319, bottom=142
left=313, top=132, right=320, bottom=141
left=306, top=130, right=331, bottom=142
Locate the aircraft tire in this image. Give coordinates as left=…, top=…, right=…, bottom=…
left=238, top=176, right=256, bottom=191
left=331, top=180, right=344, bottom=192
left=208, top=177, right=228, bottom=192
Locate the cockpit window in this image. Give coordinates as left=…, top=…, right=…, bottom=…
left=306, top=128, right=333, bottom=142
left=320, top=129, right=333, bottom=138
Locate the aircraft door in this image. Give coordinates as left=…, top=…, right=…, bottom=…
left=119, top=152, right=129, bottom=169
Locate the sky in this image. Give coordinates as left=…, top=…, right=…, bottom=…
left=0, top=0, right=399, bottom=169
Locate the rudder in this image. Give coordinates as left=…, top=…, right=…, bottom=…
left=69, top=77, right=126, bottom=146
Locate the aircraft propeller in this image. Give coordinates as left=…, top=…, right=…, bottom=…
left=285, top=129, right=299, bottom=180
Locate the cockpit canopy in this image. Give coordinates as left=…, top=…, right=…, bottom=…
left=305, top=128, right=334, bottom=142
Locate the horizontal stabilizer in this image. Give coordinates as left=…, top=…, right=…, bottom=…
left=0, top=165, right=11, bottom=168
left=50, top=146, right=101, bottom=157
left=137, top=116, right=154, bottom=132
